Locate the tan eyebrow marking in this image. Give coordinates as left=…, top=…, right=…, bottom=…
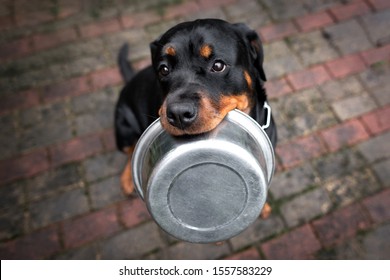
left=244, top=71, right=253, bottom=90
left=200, top=44, right=212, bottom=58
left=165, top=46, right=176, bottom=56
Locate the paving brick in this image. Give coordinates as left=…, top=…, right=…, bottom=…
left=33, top=27, right=78, bottom=51
left=0, top=149, right=49, bottom=185
left=295, top=11, right=333, bottom=32
left=360, top=45, right=390, bottom=65
left=325, top=53, right=366, bottom=78
left=83, top=152, right=126, bottom=183
left=320, top=119, right=370, bottom=152
left=55, top=243, right=99, bottom=260
left=319, top=76, right=365, bottom=102
left=30, top=187, right=89, bottom=229
left=63, top=206, right=121, bottom=249
left=331, top=93, right=377, bottom=120
left=357, top=131, right=390, bottom=163
left=288, top=30, right=339, bottom=66
left=90, top=67, right=122, bottom=90
left=359, top=62, right=390, bottom=90
left=287, top=65, right=331, bottom=90
left=324, top=19, right=372, bottom=55
left=0, top=15, right=14, bottom=31
left=0, top=89, right=40, bottom=115
left=100, top=129, right=116, bottom=152
left=197, top=0, right=236, bottom=10
left=281, top=187, right=332, bottom=227
left=330, top=1, right=370, bottom=21
left=372, top=159, right=390, bottom=187
left=42, top=75, right=91, bottom=103
left=166, top=241, right=230, bottom=260
left=224, top=0, right=270, bottom=29
left=70, top=89, right=116, bottom=137
left=360, top=105, right=390, bottom=135
left=270, top=163, right=317, bottom=199
left=261, top=224, right=321, bottom=259
left=0, top=37, right=33, bottom=61
left=276, top=134, right=326, bottom=168
left=50, top=134, right=104, bottom=167
left=317, top=222, right=390, bottom=259
left=225, top=247, right=261, bottom=260
left=363, top=189, right=390, bottom=223
left=302, top=0, right=341, bottom=12
left=119, top=198, right=151, bottom=229
left=79, top=17, right=122, bottom=39
left=263, top=41, right=303, bottom=79
left=26, top=164, right=81, bottom=201
left=163, top=1, right=200, bottom=20
left=368, top=0, right=390, bottom=10
left=89, top=176, right=123, bottom=209
left=259, top=22, right=298, bottom=43
left=230, top=215, right=285, bottom=250
left=0, top=206, right=25, bottom=240
left=312, top=203, right=372, bottom=247
left=262, top=0, right=306, bottom=20
left=360, top=223, right=390, bottom=259
left=324, top=168, right=381, bottom=207
left=361, top=10, right=390, bottom=45
left=120, top=10, right=161, bottom=29
left=0, top=226, right=60, bottom=259
left=19, top=116, right=73, bottom=151
left=0, top=115, right=19, bottom=161
left=265, top=78, right=293, bottom=99
left=100, top=222, right=162, bottom=259
left=312, top=148, right=366, bottom=182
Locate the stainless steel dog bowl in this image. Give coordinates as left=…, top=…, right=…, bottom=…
left=132, top=109, right=275, bottom=243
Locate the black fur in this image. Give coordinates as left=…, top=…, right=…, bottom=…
left=115, top=19, right=277, bottom=152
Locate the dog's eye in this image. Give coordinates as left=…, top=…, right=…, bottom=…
left=211, top=61, right=226, bottom=72
left=159, top=65, right=170, bottom=76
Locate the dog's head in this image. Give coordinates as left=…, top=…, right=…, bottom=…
left=150, top=19, right=267, bottom=136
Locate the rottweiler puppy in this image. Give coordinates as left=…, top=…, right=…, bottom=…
left=115, top=19, right=277, bottom=218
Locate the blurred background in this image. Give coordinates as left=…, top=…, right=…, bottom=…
left=0, top=0, right=389, bottom=259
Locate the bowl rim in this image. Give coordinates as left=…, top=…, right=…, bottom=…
left=131, top=109, right=275, bottom=199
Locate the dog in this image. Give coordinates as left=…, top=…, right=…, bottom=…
left=115, top=19, right=277, bottom=218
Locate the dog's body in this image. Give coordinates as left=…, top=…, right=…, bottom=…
left=115, top=19, right=277, bottom=217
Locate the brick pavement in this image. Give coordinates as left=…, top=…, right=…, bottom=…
left=0, top=0, right=389, bottom=260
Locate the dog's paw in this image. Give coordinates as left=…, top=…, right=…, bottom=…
left=260, top=202, right=272, bottom=219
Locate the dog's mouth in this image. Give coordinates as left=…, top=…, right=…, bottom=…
left=159, top=94, right=251, bottom=136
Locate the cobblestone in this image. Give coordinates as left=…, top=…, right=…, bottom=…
left=263, top=41, right=303, bottom=79
left=270, top=163, right=318, bottom=199
left=372, top=159, right=390, bottom=187
left=357, top=132, right=390, bottom=163
left=281, top=187, right=332, bottom=227
left=361, top=10, right=390, bottom=45
left=324, top=168, right=381, bottom=207
left=100, top=223, right=162, bottom=259
left=89, top=176, right=123, bottom=210
left=29, top=187, right=89, bottom=230
left=324, top=19, right=372, bottom=55
left=288, top=31, right=338, bottom=66
left=331, top=93, right=377, bottom=120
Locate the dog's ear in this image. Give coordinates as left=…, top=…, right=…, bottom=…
left=150, top=40, right=160, bottom=69
left=233, top=23, right=267, bottom=82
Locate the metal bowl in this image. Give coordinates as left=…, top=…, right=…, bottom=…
left=132, top=109, right=275, bottom=243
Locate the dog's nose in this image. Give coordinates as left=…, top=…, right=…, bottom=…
left=166, top=103, right=197, bottom=129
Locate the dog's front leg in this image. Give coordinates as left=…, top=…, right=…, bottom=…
left=120, top=146, right=136, bottom=196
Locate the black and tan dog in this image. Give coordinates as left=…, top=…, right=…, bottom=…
left=115, top=19, right=277, bottom=218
